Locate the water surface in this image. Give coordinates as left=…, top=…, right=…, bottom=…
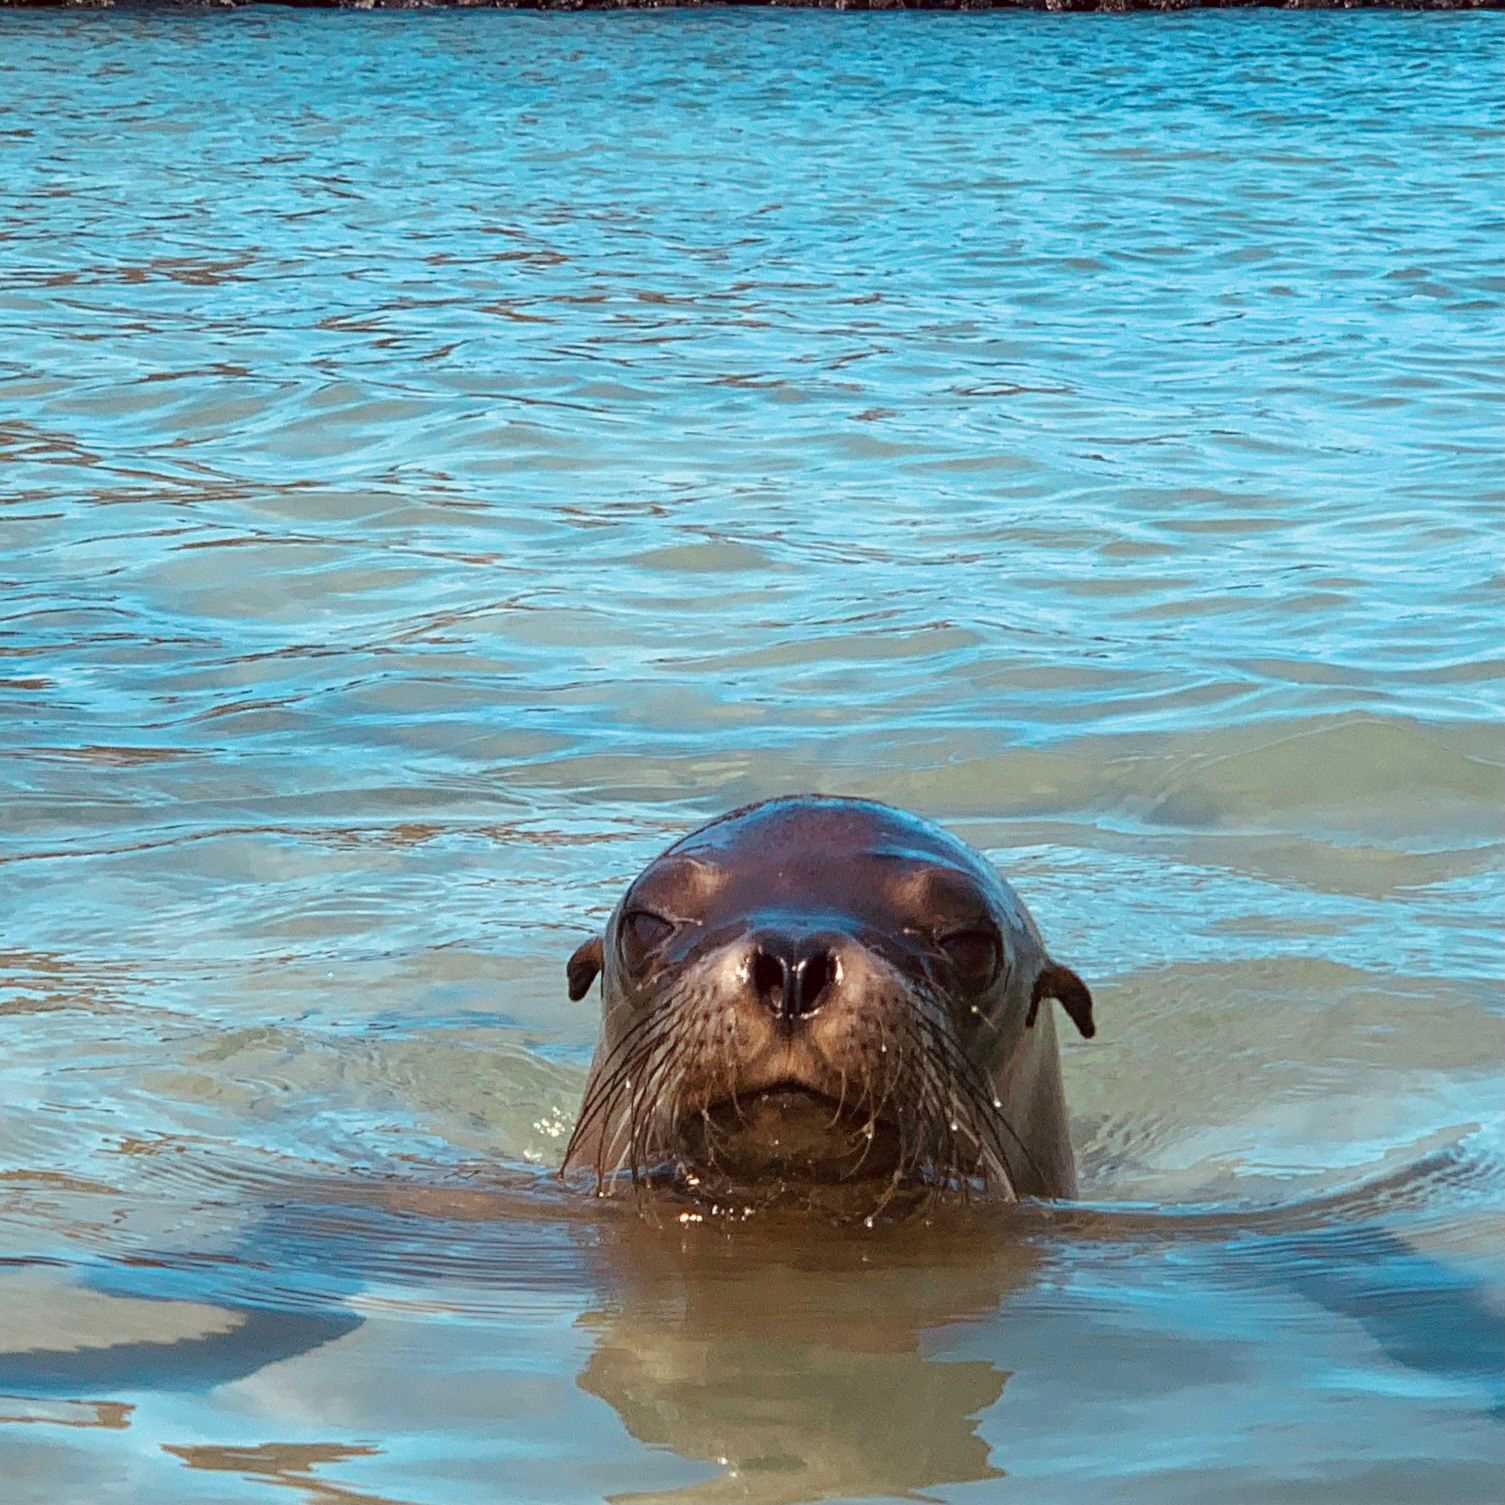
left=0, top=8, right=1501, bottom=1503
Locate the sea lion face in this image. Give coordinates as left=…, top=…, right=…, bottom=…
left=562, top=797, right=1094, bottom=1211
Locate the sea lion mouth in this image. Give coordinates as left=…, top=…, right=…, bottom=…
left=712, top=1081, right=862, bottom=1116
left=677, top=1081, right=904, bottom=1186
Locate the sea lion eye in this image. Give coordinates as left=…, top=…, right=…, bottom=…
left=621, top=909, right=675, bottom=964
left=938, top=928, right=1000, bottom=987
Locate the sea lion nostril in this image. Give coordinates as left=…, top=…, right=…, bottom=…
left=794, top=950, right=833, bottom=1017
left=750, top=941, right=832, bottom=1020
left=751, top=949, right=787, bottom=1007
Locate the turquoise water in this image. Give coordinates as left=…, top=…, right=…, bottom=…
left=1, top=8, right=1501, bottom=1503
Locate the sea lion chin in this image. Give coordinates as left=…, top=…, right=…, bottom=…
left=560, top=795, right=1095, bottom=1216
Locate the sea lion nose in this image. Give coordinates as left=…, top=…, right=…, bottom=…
left=748, top=932, right=840, bottom=1023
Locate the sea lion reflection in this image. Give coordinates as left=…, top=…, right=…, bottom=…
left=576, top=1211, right=1037, bottom=1505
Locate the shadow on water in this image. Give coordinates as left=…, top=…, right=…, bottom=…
left=1, top=1142, right=1499, bottom=1503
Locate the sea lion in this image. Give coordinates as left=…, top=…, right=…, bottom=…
left=561, top=795, right=1094, bottom=1213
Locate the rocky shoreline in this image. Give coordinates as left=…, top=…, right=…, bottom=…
left=2, top=0, right=1499, bottom=11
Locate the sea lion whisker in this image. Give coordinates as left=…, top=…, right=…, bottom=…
left=893, top=1008, right=1011, bottom=1196
left=840, top=1105, right=885, bottom=1184
left=883, top=1029, right=932, bottom=1176
left=568, top=1006, right=668, bottom=1123
left=868, top=1004, right=907, bottom=1131
left=862, top=1165, right=909, bottom=1224
left=902, top=1013, right=1004, bottom=1187
left=692, top=1105, right=727, bottom=1181
left=563, top=1013, right=677, bottom=1177
left=634, top=1003, right=711, bottom=1180
left=936, top=1024, right=1036, bottom=1188
left=826, top=1058, right=853, bottom=1132
left=624, top=1024, right=692, bottom=1184
left=582, top=1019, right=686, bottom=1185
left=883, top=1005, right=959, bottom=1191
left=578, top=979, right=702, bottom=1124
left=907, top=1010, right=1030, bottom=1194
left=832, top=1026, right=909, bottom=1188
left=915, top=1034, right=975, bottom=1195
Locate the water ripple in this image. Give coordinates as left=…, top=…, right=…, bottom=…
left=0, top=9, right=1500, bottom=1503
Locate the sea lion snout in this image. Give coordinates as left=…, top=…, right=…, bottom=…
left=743, top=926, right=846, bottom=1024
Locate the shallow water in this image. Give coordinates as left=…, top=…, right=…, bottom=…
left=1, top=6, right=1502, bottom=1502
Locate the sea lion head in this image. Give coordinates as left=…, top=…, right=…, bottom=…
left=561, top=796, right=1094, bottom=1214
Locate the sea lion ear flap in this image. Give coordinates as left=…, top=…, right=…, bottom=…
left=1028, top=961, right=1096, bottom=1040
left=566, top=936, right=604, bottom=1002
